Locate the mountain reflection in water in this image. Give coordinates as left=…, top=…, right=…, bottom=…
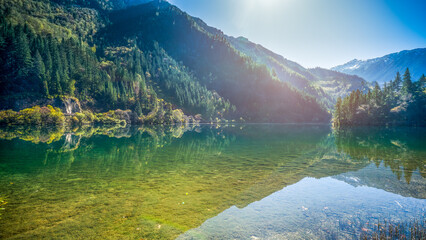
left=0, top=124, right=424, bottom=239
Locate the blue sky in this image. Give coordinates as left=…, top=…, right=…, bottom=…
left=167, top=0, right=426, bottom=68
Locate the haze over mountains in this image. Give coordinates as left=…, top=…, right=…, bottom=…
left=0, top=0, right=423, bottom=123
left=226, top=36, right=371, bottom=108
left=332, top=48, right=426, bottom=84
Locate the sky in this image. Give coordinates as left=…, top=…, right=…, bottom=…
left=167, top=0, right=426, bottom=69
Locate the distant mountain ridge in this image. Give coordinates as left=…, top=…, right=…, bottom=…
left=332, top=48, right=426, bottom=83
left=184, top=14, right=372, bottom=106
left=226, top=36, right=371, bottom=108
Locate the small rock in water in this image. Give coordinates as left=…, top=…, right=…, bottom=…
left=250, top=236, right=259, bottom=240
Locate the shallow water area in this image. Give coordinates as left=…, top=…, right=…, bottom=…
left=0, top=124, right=424, bottom=239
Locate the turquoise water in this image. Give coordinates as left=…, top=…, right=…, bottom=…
left=0, top=124, right=424, bottom=239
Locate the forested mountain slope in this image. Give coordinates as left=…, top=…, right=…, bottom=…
left=226, top=36, right=371, bottom=108
left=0, top=0, right=330, bottom=123
left=308, top=67, right=370, bottom=100
left=98, top=1, right=330, bottom=122
left=333, top=69, right=426, bottom=127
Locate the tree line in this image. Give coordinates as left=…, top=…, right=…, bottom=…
left=1, top=0, right=331, bottom=124
left=102, top=1, right=331, bottom=122
left=0, top=13, right=234, bottom=122
left=333, top=68, right=426, bottom=127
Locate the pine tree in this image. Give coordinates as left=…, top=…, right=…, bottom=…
left=419, top=74, right=426, bottom=90
left=32, top=50, right=46, bottom=93
left=51, top=70, right=62, bottom=95
left=334, top=97, right=342, bottom=126
left=355, top=89, right=361, bottom=108
left=135, top=102, right=143, bottom=116
left=393, top=72, right=402, bottom=92
left=43, top=48, right=53, bottom=78
left=402, top=68, right=413, bottom=95
left=14, top=28, right=32, bottom=78
left=33, top=50, right=45, bottom=83
left=333, top=69, right=426, bottom=127
left=373, top=83, right=381, bottom=105
left=0, top=34, right=5, bottom=51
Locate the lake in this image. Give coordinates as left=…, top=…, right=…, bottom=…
left=0, top=124, right=424, bottom=239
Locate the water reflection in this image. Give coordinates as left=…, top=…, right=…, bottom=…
left=334, top=127, right=426, bottom=182
left=180, top=176, right=425, bottom=240
left=0, top=125, right=424, bottom=239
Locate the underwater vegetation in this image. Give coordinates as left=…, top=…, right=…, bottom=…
left=0, top=197, right=6, bottom=219
left=360, top=218, right=425, bottom=240
left=0, top=125, right=424, bottom=239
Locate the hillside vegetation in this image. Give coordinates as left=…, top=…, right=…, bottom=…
left=0, top=0, right=332, bottom=124
left=227, top=36, right=371, bottom=109
left=333, top=69, right=426, bottom=126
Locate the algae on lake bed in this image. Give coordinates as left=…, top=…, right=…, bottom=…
left=0, top=125, right=425, bottom=239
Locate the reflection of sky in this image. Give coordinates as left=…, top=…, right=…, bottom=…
left=179, top=164, right=426, bottom=239
left=169, top=0, right=426, bottom=68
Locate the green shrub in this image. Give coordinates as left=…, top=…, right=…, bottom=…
left=95, top=111, right=126, bottom=126
left=0, top=110, right=18, bottom=125
left=0, top=105, right=65, bottom=126
left=71, top=116, right=80, bottom=124
left=83, top=110, right=96, bottom=122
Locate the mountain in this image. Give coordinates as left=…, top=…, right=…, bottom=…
left=0, top=0, right=331, bottom=123
left=226, top=36, right=333, bottom=108
left=101, top=1, right=332, bottom=122
left=307, top=67, right=371, bottom=99
left=332, top=48, right=426, bottom=84
left=225, top=36, right=371, bottom=108
left=51, top=0, right=153, bottom=10
left=335, top=164, right=425, bottom=199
